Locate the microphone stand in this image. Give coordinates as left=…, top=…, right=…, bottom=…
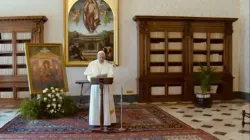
left=107, top=60, right=126, bottom=132
left=118, top=86, right=126, bottom=131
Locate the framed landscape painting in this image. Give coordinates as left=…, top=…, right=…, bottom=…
left=25, top=43, right=68, bottom=94
left=64, top=0, right=119, bottom=66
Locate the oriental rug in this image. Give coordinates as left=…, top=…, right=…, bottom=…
left=0, top=129, right=218, bottom=140
left=0, top=105, right=191, bottom=133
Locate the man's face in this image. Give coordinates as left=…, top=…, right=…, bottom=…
left=98, top=53, right=105, bottom=63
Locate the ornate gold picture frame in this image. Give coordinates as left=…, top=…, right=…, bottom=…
left=25, top=43, right=69, bottom=94
left=64, top=0, right=119, bottom=66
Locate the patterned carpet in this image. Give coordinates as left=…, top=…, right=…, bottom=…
left=0, top=105, right=191, bottom=133
left=0, top=129, right=218, bottom=140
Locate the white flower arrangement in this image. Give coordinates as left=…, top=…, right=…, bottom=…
left=41, top=87, right=65, bottom=117
left=19, top=86, right=78, bottom=119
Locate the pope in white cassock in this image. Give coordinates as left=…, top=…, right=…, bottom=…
left=84, top=51, right=116, bottom=127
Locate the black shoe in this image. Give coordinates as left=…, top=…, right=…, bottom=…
left=90, top=125, right=100, bottom=130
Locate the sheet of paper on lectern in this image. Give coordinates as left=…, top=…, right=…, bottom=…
left=97, top=74, right=108, bottom=78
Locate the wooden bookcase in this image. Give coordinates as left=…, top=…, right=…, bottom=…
left=0, top=16, right=47, bottom=100
left=133, top=16, right=238, bottom=102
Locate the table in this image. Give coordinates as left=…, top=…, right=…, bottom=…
left=75, top=80, right=89, bottom=104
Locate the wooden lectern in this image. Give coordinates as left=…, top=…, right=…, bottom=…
left=90, top=77, right=113, bottom=132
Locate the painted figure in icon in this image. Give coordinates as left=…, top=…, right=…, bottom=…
left=83, top=0, right=101, bottom=33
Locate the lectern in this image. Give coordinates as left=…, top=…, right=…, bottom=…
left=90, top=77, right=113, bottom=132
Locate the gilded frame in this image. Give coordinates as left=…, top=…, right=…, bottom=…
left=25, top=43, right=69, bottom=94
left=64, top=0, right=119, bottom=66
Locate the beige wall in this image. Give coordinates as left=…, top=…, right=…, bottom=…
left=0, top=0, right=242, bottom=95
left=239, top=0, right=250, bottom=93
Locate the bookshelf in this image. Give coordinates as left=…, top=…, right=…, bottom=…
left=133, top=16, right=237, bottom=102
left=149, top=31, right=183, bottom=74
left=0, top=16, right=47, bottom=100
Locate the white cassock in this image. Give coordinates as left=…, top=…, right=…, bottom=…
left=84, top=60, right=116, bottom=126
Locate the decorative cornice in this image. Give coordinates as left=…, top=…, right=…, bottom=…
left=0, top=16, right=47, bottom=23
left=133, top=15, right=238, bottom=22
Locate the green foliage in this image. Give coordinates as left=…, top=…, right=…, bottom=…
left=18, top=99, right=41, bottom=119
left=18, top=87, right=79, bottom=120
left=194, top=64, right=220, bottom=94
left=61, top=96, right=78, bottom=116
left=103, top=12, right=111, bottom=25
left=100, top=0, right=105, bottom=4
